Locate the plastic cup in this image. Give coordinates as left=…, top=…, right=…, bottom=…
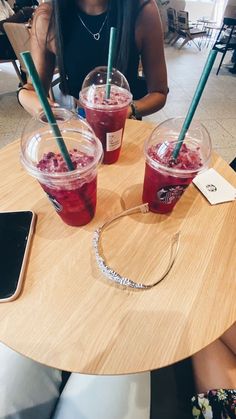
left=20, top=108, right=103, bottom=226
left=142, top=118, right=212, bottom=214
left=79, top=66, right=132, bottom=164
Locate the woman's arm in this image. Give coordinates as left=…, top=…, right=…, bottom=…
left=220, top=322, right=236, bottom=356
left=18, top=3, right=56, bottom=116
left=131, top=0, right=168, bottom=118
left=192, top=323, right=236, bottom=394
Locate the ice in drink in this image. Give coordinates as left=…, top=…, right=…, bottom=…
left=80, top=67, right=132, bottom=164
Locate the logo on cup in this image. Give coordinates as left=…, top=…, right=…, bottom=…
left=157, top=185, right=187, bottom=204
left=46, top=192, right=63, bottom=212
left=206, top=184, right=217, bottom=192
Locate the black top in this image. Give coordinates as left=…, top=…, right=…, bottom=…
left=63, top=2, right=150, bottom=100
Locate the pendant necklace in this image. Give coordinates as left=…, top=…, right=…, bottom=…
left=77, top=13, right=108, bottom=41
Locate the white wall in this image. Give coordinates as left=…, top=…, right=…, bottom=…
left=183, top=1, right=214, bottom=21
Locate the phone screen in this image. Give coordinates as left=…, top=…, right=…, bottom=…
left=0, top=211, right=35, bottom=300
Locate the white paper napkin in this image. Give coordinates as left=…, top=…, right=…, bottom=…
left=193, top=168, right=236, bottom=205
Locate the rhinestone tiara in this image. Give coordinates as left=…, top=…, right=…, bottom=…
left=92, top=203, right=180, bottom=290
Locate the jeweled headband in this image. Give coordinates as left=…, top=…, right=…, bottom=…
left=93, top=203, right=180, bottom=290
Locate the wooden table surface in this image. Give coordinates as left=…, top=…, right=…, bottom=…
left=0, top=119, right=235, bottom=374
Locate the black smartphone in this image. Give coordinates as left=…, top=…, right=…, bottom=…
left=0, top=211, right=36, bottom=302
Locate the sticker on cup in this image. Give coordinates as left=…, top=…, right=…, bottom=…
left=106, top=128, right=123, bottom=151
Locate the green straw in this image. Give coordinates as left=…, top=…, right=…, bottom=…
left=105, top=27, right=117, bottom=99
left=21, top=51, right=74, bottom=171
left=172, top=49, right=217, bottom=160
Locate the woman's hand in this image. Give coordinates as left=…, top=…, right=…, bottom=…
left=127, top=105, right=133, bottom=119
left=18, top=85, right=59, bottom=117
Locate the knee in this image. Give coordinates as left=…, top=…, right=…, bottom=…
left=0, top=343, right=62, bottom=416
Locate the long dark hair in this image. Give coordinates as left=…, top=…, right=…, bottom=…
left=50, top=0, right=140, bottom=94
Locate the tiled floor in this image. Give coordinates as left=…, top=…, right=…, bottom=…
left=0, top=44, right=236, bottom=162
left=0, top=67, right=31, bottom=148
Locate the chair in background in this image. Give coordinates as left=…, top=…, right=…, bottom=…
left=0, top=28, right=24, bottom=84
left=172, top=10, right=207, bottom=50
left=0, top=56, right=23, bottom=85
left=4, top=22, right=59, bottom=99
left=203, top=22, right=221, bottom=48
left=196, top=17, right=221, bottom=48
left=6, top=0, right=15, bottom=8
left=3, top=22, right=30, bottom=84
left=212, top=17, right=236, bottom=75
left=166, top=8, right=178, bottom=44
left=230, top=157, right=236, bottom=172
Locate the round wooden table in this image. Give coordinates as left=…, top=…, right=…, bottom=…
left=0, top=119, right=235, bottom=374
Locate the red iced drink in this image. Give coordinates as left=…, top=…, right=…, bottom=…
left=20, top=108, right=103, bottom=226
left=37, top=150, right=97, bottom=226
left=80, top=67, right=132, bottom=164
left=143, top=142, right=203, bottom=213
left=142, top=118, right=212, bottom=214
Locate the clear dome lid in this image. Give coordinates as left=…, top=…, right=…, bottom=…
left=144, top=118, right=212, bottom=177
left=20, top=108, right=103, bottom=182
left=79, top=66, right=132, bottom=110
